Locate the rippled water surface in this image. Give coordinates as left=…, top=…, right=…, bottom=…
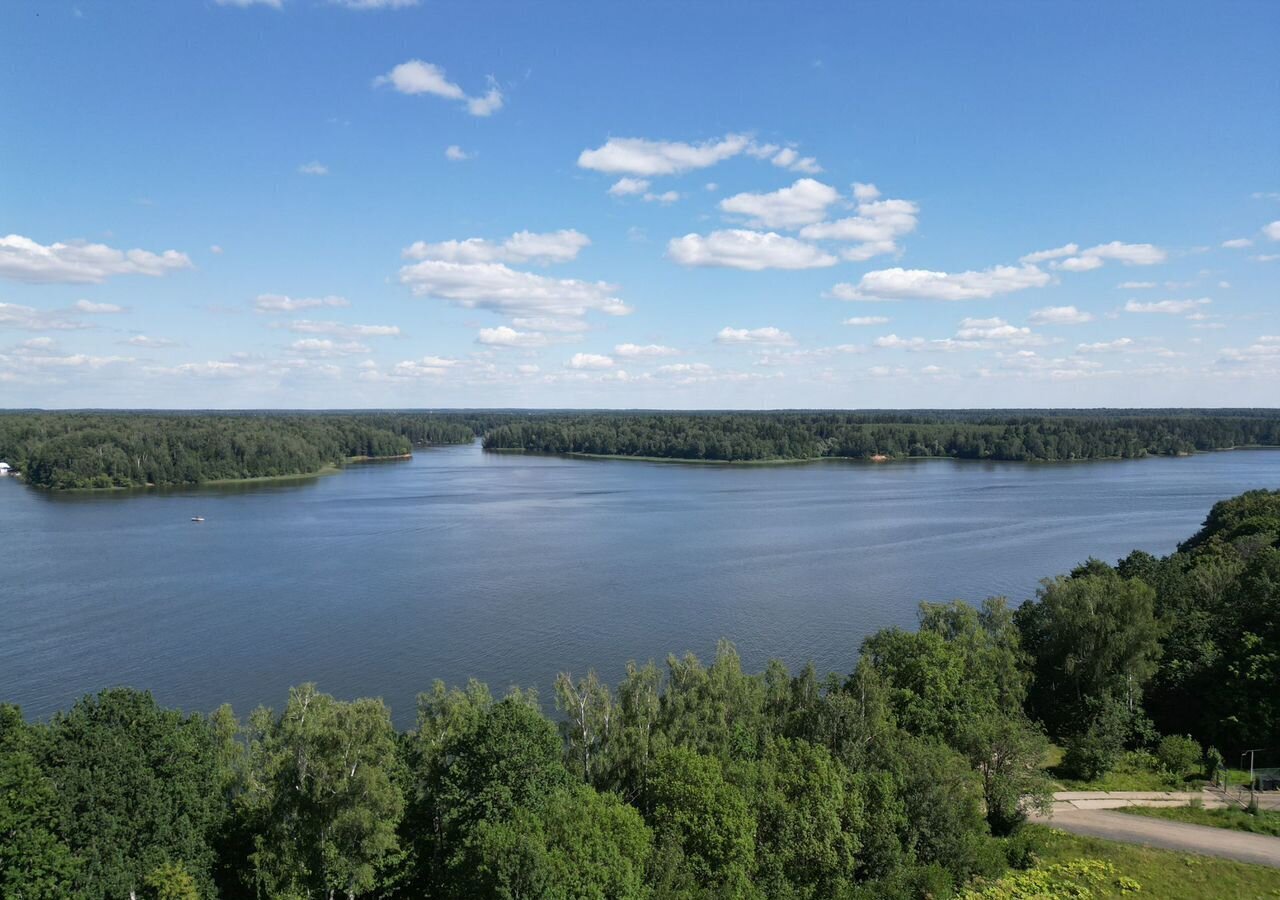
left=3, top=443, right=1277, bottom=725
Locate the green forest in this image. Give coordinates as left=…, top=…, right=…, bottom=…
left=3, top=409, right=1280, bottom=490
left=481, top=410, right=1280, bottom=462
left=0, top=413, right=477, bottom=490
left=2, top=490, right=1277, bottom=899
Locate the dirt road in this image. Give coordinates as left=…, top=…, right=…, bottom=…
left=1037, top=808, right=1280, bottom=869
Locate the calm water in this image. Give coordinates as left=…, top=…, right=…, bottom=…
left=2, top=444, right=1278, bottom=726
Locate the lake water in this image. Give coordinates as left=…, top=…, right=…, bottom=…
left=2, top=443, right=1278, bottom=727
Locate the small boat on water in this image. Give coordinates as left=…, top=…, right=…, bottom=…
left=191, top=516, right=205, bottom=522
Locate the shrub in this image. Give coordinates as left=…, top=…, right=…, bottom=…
left=1002, top=828, right=1047, bottom=870
left=1063, top=732, right=1121, bottom=781
left=1156, top=735, right=1201, bottom=778
left=1203, top=746, right=1224, bottom=783
left=958, top=858, right=1138, bottom=898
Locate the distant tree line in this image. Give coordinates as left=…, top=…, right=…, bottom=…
left=0, top=413, right=476, bottom=489
left=2, top=490, right=1276, bottom=898
left=482, top=411, right=1280, bottom=462
left=4, top=409, right=1279, bottom=489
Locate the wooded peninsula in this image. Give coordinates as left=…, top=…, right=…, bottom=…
left=3, top=490, right=1278, bottom=898
left=2, top=408, right=1279, bottom=489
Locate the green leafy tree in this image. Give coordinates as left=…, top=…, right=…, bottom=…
left=465, top=784, right=652, bottom=899
left=432, top=695, right=570, bottom=836
left=142, top=862, right=199, bottom=900
left=243, top=684, right=404, bottom=900
left=956, top=713, right=1051, bottom=835
left=607, top=662, right=662, bottom=801
left=736, top=738, right=864, bottom=899
left=40, top=689, right=224, bottom=899
left=1061, top=694, right=1133, bottom=780
left=645, top=747, right=756, bottom=895
left=1156, top=734, right=1201, bottom=778
left=554, top=671, right=614, bottom=785
left=1016, top=563, right=1161, bottom=740
left=0, top=707, right=77, bottom=900
left=397, top=679, right=497, bottom=894
left=873, top=735, right=1003, bottom=887
left=660, top=641, right=767, bottom=762
left=404, top=689, right=571, bottom=896
left=862, top=600, right=1049, bottom=834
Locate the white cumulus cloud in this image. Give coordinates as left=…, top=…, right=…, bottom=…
left=577, top=134, right=751, bottom=176
left=1061, top=241, right=1166, bottom=270
left=608, top=177, right=650, bottom=196
left=444, top=145, right=470, bottom=161
left=399, top=260, right=631, bottom=322
left=392, top=356, right=458, bottom=377
left=1077, top=338, right=1135, bottom=353
left=843, top=316, right=890, bottom=326
left=0, top=234, right=192, bottom=284
left=567, top=352, right=614, bottom=369
left=719, top=178, right=840, bottom=229
left=1028, top=305, right=1094, bottom=325
left=254, top=294, right=350, bottom=313
left=831, top=264, right=1050, bottom=301
left=1019, top=244, right=1079, bottom=264
left=0, top=302, right=88, bottom=331
left=715, top=326, right=795, bottom=345
left=954, top=317, right=1035, bottom=342
left=124, top=335, right=178, bottom=348
left=614, top=343, right=679, bottom=358
left=287, top=320, right=401, bottom=337
left=799, top=196, right=918, bottom=260
left=667, top=230, right=837, bottom=271
left=289, top=338, right=371, bottom=357
left=769, top=147, right=822, bottom=174
left=73, top=299, right=125, bottom=314
left=403, top=230, right=590, bottom=266
left=374, top=60, right=503, bottom=117
left=643, top=190, right=680, bottom=205
left=1124, top=298, right=1212, bottom=315
left=1022, top=241, right=1165, bottom=270
left=476, top=326, right=550, bottom=347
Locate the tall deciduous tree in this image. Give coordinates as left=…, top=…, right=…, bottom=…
left=465, top=784, right=652, bottom=899
left=1016, top=562, right=1161, bottom=740
left=554, top=670, right=614, bottom=785
left=40, top=689, right=224, bottom=900
left=645, top=747, right=756, bottom=896
left=244, top=684, right=404, bottom=900
left=0, top=706, right=77, bottom=900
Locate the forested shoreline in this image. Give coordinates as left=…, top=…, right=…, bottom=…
left=0, top=413, right=478, bottom=490
left=481, top=410, right=1280, bottom=463
left=2, top=490, right=1277, bottom=899
left=3, top=408, right=1280, bottom=490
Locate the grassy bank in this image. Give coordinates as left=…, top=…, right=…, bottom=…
left=962, top=825, right=1280, bottom=898
left=1042, top=744, right=1208, bottom=792
left=1118, top=805, right=1280, bottom=836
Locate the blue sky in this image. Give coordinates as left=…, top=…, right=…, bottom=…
left=1, top=0, right=1277, bottom=408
